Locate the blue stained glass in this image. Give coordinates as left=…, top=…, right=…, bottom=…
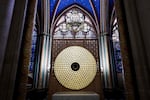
left=109, top=0, right=114, bottom=8
left=29, top=62, right=34, bottom=71
left=56, top=0, right=94, bottom=17
left=109, top=0, right=114, bottom=19
left=29, top=29, right=37, bottom=71
left=91, top=0, right=100, bottom=20
left=116, top=52, right=122, bottom=59
left=114, top=51, right=122, bottom=72
left=114, top=44, right=123, bottom=73
left=50, top=0, right=114, bottom=22
left=30, top=55, right=35, bottom=62
left=32, top=37, right=37, bottom=45
left=116, top=65, right=122, bottom=72
left=31, top=46, right=36, bottom=53
left=114, top=42, right=120, bottom=50
left=116, top=62, right=122, bottom=72
left=33, top=30, right=37, bottom=36
left=50, top=0, right=58, bottom=19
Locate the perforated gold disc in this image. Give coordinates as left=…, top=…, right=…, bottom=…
left=54, top=46, right=96, bottom=90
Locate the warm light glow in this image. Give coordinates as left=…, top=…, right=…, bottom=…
left=54, top=46, right=97, bottom=90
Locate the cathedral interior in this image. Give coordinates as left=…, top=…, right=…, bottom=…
left=0, top=0, right=150, bottom=100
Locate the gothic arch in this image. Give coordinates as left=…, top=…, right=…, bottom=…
left=51, top=5, right=99, bottom=35
left=48, top=4, right=103, bottom=100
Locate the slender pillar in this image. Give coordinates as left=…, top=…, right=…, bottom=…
left=37, top=34, right=50, bottom=88
left=100, top=0, right=112, bottom=89
left=33, top=0, right=50, bottom=89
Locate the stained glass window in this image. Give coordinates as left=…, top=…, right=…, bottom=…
left=53, top=8, right=97, bottom=39
left=112, top=18, right=123, bottom=73
left=29, top=27, right=37, bottom=72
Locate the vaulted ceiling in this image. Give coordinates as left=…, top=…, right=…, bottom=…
left=50, top=0, right=114, bottom=22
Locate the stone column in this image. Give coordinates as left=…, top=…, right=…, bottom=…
left=33, top=0, right=50, bottom=89
left=99, top=0, right=113, bottom=89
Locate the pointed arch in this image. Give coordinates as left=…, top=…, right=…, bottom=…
left=51, top=5, right=99, bottom=35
